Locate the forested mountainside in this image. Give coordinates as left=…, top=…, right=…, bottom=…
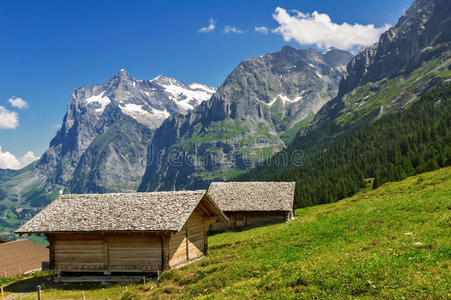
left=139, top=47, right=352, bottom=191
left=239, top=83, right=451, bottom=207
left=0, top=71, right=215, bottom=240
left=241, top=0, right=451, bottom=183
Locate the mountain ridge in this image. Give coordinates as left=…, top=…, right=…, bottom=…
left=241, top=0, right=451, bottom=182
left=0, top=70, right=215, bottom=240
left=237, top=0, right=451, bottom=209
left=36, top=69, right=215, bottom=193
left=139, top=46, right=353, bottom=191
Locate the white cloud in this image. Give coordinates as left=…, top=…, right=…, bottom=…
left=20, top=151, right=39, bottom=166
left=255, top=26, right=269, bottom=34
left=224, top=25, right=245, bottom=34
left=0, top=106, right=19, bottom=129
left=272, top=7, right=390, bottom=51
left=8, top=96, right=29, bottom=109
left=199, top=18, right=216, bottom=33
left=0, top=146, right=39, bottom=170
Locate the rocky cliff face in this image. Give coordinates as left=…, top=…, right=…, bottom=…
left=139, top=47, right=352, bottom=191
left=338, top=0, right=451, bottom=97
left=267, top=0, right=451, bottom=173
left=0, top=70, right=214, bottom=239
left=36, top=70, right=215, bottom=193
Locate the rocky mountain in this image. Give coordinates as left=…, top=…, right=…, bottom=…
left=338, top=0, right=451, bottom=97
left=242, top=0, right=451, bottom=180
left=36, top=69, right=215, bottom=193
left=0, top=71, right=214, bottom=240
left=305, top=0, right=451, bottom=144
left=139, top=47, right=352, bottom=191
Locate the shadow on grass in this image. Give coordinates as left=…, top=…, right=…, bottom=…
left=4, top=275, right=124, bottom=293
left=4, top=275, right=51, bottom=293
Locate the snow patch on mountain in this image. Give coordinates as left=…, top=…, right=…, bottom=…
left=159, top=80, right=215, bottom=111
left=84, top=91, right=111, bottom=113
left=120, top=103, right=170, bottom=127
left=189, top=83, right=216, bottom=94
left=267, top=94, right=304, bottom=106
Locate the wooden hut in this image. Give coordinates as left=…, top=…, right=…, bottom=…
left=207, top=182, right=297, bottom=232
left=0, top=239, right=49, bottom=277
left=16, top=191, right=227, bottom=281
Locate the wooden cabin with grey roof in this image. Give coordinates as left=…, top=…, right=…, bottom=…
left=207, top=182, right=297, bottom=232
left=16, top=190, right=227, bottom=281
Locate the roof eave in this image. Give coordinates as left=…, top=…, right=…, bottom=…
left=203, top=193, right=229, bottom=223
left=15, top=229, right=178, bottom=235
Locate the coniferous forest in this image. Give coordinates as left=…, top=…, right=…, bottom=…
left=238, top=83, right=451, bottom=208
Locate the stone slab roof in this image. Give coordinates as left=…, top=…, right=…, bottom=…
left=207, top=182, right=296, bottom=212
left=16, top=190, right=223, bottom=234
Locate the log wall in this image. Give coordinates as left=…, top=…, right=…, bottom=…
left=168, top=229, right=187, bottom=268
left=48, top=202, right=217, bottom=275
left=210, top=211, right=290, bottom=232
left=168, top=208, right=208, bottom=268
left=244, top=211, right=288, bottom=227
left=107, top=235, right=162, bottom=273
left=51, top=233, right=163, bottom=274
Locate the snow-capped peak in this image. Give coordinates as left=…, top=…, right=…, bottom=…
left=152, top=74, right=166, bottom=81
left=75, top=71, right=215, bottom=129
left=149, top=75, right=216, bottom=112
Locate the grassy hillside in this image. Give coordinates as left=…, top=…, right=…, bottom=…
left=0, top=164, right=57, bottom=242
left=4, top=167, right=450, bottom=299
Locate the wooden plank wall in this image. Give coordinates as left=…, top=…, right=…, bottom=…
left=107, top=235, right=162, bottom=272
left=244, top=211, right=288, bottom=227
left=209, top=221, right=229, bottom=232
left=168, top=208, right=207, bottom=268
left=168, top=229, right=187, bottom=268
left=185, top=209, right=205, bottom=260
left=209, top=211, right=289, bottom=232
left=52, top=233, right=162, bottom=273
left=54, top=233, right=105, bottom=273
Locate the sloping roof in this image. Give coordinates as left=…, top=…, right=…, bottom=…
left=0, top=239, right=49, bottom=277
left=16, top=190, right=226, bottom=234
left=207, top=182, right=296, bottom=212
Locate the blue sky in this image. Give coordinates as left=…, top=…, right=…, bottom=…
left=0, top=0, right=413, bottom=166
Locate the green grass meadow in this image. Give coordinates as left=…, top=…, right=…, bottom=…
left=3, top=167, right=451, bottom=299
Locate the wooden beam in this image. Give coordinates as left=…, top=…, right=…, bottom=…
left=45, top=234, right=55, bottom=270
left=103, top=235, right=110, bottom=275
left=203, top=221, right=209, bottom=256
left=160, top=232, right=170, bottom=270
left=185, top=227, right=189, bottom=261
left=160, top=234, right=165, bottom=272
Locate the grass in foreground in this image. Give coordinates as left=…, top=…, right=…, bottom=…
left=3, top=167, right=451, bottom=299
